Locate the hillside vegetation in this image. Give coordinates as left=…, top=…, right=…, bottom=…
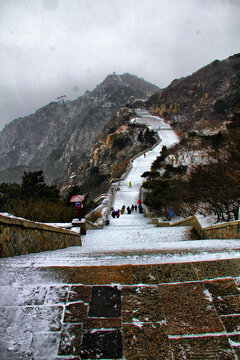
left=142, top=53, right=240, bottom=221
left=65, top=106, right=158, bottom=199
left=147, top=53, right=240, bottom=134
left=1, top=54, right=240, bottom=223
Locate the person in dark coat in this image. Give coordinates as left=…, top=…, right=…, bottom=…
left=127, top=206, right=131, bottom=214
left=134, top=205, right=137, bottom=211
left=131, top=204, right=134, bottom=211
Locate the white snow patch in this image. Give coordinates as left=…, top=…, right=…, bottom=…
left=203, top=289, right=213, bottom=302
left=132, top=318, right=144, bottom=328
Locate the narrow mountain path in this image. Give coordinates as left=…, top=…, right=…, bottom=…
left=1, top=111, right=240, bottom=359
left=1, top=111, right=240, bottom=269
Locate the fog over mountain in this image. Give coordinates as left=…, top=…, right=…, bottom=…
left=1, top=0, right=240, bottom=129
left=0, top=73, right=159, bottom=187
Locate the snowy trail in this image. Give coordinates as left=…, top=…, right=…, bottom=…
left=1, top=112, right=240, bottom=359
left=1, top=112, right=240, bottom=269
left=112, top=113, right=179, bottom=215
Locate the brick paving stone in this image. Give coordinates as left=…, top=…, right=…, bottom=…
left=0, top=346, right=30, bottom=360
left=45, top=285, right=70, bottom=304
left=0, top=285, right=48, bottom=306
left=133, top=263, right=198, bottom=284
left=56, top=355, right=81, bottom=360
left=232, top=348, right=240, bottom=359
left=83, top=317, right=122, bottom=330
left=122, top=285, right=164, bottom=323
left=88, top=286, right=121, bottom=318
left=123, top=322, right=171, bottom=360
left=193, top=259, right=240, bottom=280
left=68, top=285, right=91, bottom=303
left=58, top=323, right=83, bottom=356
left=234, top=277, right=240, bottom=290
left=221, top=314, right=240, bottom=332
left=0, top=307, right=33, bottom=359
left=32, top=305, right=63, bottom=332
left=0, top=306, right=22, bottom=332
left=213, top=294, right=240, bottom=315
left=49, top=265, right=133, bottom=284
left=22, top=285, right=48, bottom=305
left=31, top=332, right=61, bottom=358
left=80, top=330, right=123, bottom=359
left=0, top=286, right=17, bottom=306
left=169, top=335, right=236, bottom=359
left=4, top=260, right=240, bottom=359
left=64, top=302, right=88, bottom=323
left=160, top=282, right=224, bottom=335
left=228, top=334, right=240, bottom=358
left=58, top=285, right=123, bottom=358
left=204, top=278, right=240, bottom=297
left=56, top=357, right=81, bottom=360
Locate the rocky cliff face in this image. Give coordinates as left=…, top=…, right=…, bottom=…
left=147, top=53, right=240, bottom=134
left=63, top=106, right=158, bottom=198
left=0, top=73, right=159, bottom=186
left=77, top=53, right=240, bottom=200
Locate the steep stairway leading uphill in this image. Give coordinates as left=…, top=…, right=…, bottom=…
left=1, top=111, right=240, bottom=269
left=0, top=112, right=199, bottom=268
left=10, top=209, right=239, bottom=268
left=1, top=111, right=239, bottom=268
left=0, top=112, right=198, bottom=271
left=2, top=113, right=240, bottom=359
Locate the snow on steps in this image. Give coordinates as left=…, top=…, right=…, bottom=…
left=2, top=213, right=239, bottom=268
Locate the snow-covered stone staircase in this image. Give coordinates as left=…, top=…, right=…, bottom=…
left=1, top=113, right=240, bottom=267
left=3, top=211, right=235, bottom=269
left=2, top=112, right=240, bottom=360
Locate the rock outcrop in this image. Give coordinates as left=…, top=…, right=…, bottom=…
left=64, top=106, right=158, bottom=198
left=147, top=53, right=240, bottom=134
left=0, top=73, right=159, bottom=187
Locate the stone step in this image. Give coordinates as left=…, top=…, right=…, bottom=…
left=3, top=238, right=240, bottom=268
left=2, top=259, right=240, bottom=359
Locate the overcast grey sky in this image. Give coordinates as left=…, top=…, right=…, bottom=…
left=0, top=0, right=239, bottom=130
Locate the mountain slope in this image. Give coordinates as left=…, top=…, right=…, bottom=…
left=78, top=53, right=240, bottom=206
left=147, top=53, right=240, bottom=134
left=0, top=73, right=159, bottom=186
left=62, top=106, right=159, bottom=198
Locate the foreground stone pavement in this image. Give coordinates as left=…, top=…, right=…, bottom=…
left=1, top=259, right=240, bottom=359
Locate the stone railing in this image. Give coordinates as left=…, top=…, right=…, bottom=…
left=0, top=213, right=81, bottom=258
left=152, top=215, right=240, bottom=239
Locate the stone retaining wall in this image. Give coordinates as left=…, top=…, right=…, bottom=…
left=154, top=215, right=240, bottom=239
left=203, top=220, right=240, bottom=239
left=0, top=214, right=81, bottom=258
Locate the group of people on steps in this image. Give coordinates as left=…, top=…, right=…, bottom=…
left=111, top=176, right=144, bottom=219
left=111, top=201, right=143, bottom=218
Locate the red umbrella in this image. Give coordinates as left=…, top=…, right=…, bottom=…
left=70, top=195, right=85, bottom=220
left=70, top=195, right=85, bottom=202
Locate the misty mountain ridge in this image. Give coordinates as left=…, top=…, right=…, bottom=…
left=76, top=53, right=240, bottom=200
left=1, top=53, right=240, bottom=200
left=147, top=53, right=240, bottom=134
left=0, top=73, right=159, bottom=187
